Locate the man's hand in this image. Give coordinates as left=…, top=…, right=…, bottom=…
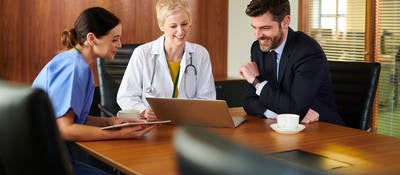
left=239, top=62, right=260, bottom=84
left=301, top=108, right=319, bottom=124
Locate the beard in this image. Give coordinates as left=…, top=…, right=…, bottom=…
left=259, top=42, right=270, bottom=52
left=257, top=28, right=284, bottom=52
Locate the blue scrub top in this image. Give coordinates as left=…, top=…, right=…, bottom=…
left=32, top=49, right=94, bottom=124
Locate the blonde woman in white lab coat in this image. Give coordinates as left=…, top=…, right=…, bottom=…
left=117, top=0, right=216, bottom=120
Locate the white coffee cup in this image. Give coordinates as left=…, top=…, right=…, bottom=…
left=276, top=114, right=299, bottom=130
left=117, top=109, right=140, bottom=118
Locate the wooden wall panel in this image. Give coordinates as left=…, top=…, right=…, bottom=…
left=190, top=0, right=228, bottom=79
left=0, top=0, right=227, bottom=85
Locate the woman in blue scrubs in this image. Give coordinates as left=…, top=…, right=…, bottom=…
left=32, top=7, right=156, bottom=175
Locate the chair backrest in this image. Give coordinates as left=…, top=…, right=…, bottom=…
left=328, top=61, right=381, bottom=130
left=89, top=87, right=101, bottom=116
left=174, top=126, right=327, bottom=175
left=97, top=44, right=141, bottom=116
left=0, top=81, right=72, bottom=175
left=215, top=79, right=247, bottom=107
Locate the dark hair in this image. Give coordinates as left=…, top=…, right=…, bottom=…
left=61, top=7, right=120, bottom=49
left=245, top=0, right=290, bottom=23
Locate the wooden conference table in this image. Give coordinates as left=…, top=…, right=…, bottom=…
left=77, top=108, right=400, bottom=175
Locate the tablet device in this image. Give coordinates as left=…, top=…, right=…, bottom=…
left=101, top=120, right=171, bottom=130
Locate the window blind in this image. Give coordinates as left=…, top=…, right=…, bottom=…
left=305, top=0, right=400, bottom=137
left=375, top=0, right=400, bottom=137
left=308, top=0, right=366, bottom=61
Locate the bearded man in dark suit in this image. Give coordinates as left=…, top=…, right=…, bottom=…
left=239, top=0, right=345, bottom=125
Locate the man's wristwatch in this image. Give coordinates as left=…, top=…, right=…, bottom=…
left=252, top=75, right=265, bottom=87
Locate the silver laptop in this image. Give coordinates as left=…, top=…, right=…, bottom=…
left=146, top=97, right=246, bottom=128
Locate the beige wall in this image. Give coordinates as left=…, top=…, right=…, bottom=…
left=227, top=0, right=299, bottom=78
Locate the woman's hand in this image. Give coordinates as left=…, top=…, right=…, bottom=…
left=140, top=108, right=158, bottom=121
left=108, top=117, right=147, bottom=126
left=117, top=124, right=157, bottom=139
left=108, top=117, right=157, bottom=139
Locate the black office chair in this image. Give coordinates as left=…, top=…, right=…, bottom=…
left=215, top=79, right=247, bottom=107
left=328, top=61, right=381, bottom=130
left=97, top=44, right=141, bottom=116
left=174, top=126, right=327, bottom=175
left=89, top=86, right=101, bottom=116
left=0, top=81, right=72, bottom=175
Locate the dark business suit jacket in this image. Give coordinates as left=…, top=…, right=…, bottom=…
left=243, top=28, right=344, bottom=125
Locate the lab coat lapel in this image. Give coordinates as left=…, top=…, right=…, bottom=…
left=157, top=59, right=175, bottom=96
left=178, top=52, right=188, bottom=90
left=154, top=36, right=175, bottom=94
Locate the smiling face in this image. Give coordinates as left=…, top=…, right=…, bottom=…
left=251, top=12, right=290, bottom=52
left=159, top=9, right=191, bottom=47
left=92, top=23, right=122, bottom=60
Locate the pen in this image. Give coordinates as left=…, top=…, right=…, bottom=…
left=98, top=104, right=117, bottom=117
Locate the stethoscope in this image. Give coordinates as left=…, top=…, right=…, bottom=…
left=146, top=52, right=197, bottom=98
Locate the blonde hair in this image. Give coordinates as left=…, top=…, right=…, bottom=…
left=156, top=0, right=191, bottom=26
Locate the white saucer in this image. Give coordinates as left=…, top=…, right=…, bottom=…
left=270, top=123, right=305, bottom=134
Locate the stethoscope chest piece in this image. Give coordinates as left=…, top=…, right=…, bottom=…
left=146, top=86, right=155, bottom=94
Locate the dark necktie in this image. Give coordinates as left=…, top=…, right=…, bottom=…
left=270, top=50, right=278, bottom=80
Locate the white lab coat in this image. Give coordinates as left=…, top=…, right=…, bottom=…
left=117, top=35, right=216, bottom=112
